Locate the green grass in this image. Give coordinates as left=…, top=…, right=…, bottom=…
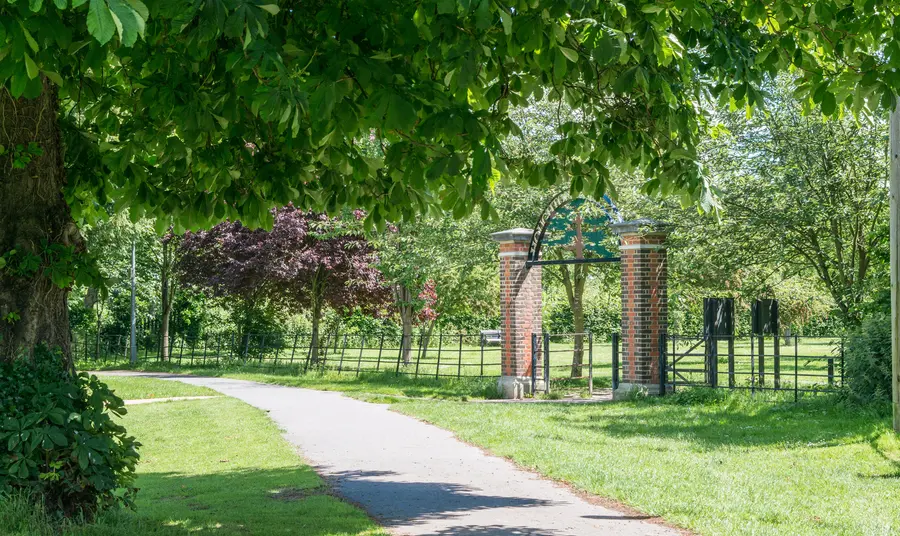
left=94, top=375, right=219, bottom=400
left=86, top=364, right=505, bottom=400
left=1, top=396, right=386, bottom=536
left=393, top=391, right=900, bottom=536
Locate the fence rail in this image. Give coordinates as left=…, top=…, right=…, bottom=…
left=74, top=330, right=511, bottom=380
left=659, top=333, right=844, bottom=400
left=75, top=328, right=616, bottom=390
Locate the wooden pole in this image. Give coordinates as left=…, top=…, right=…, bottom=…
left=889, top=104, right=900, bottom=429
left=891, top=101, right=900, bottom=432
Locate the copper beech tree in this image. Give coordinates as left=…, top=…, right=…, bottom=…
left=177, top=207, right=390, bottom=360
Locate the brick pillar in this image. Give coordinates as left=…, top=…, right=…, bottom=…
left=612, top=219, right=668, bottom=398
left=491, top=228, right=544, bottom=398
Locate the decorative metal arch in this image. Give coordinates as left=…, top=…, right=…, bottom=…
left=526, top=193, right=624, bottom=268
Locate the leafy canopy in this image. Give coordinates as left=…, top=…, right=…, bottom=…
left=2, top=0, right=896, bottom=231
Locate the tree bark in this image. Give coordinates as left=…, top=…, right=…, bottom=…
left=559, top=263, right=586, bottom=378
left=0, top=81, right=79, bottom=366
left=159, top=238, right=176, bottom=361
left=309, top=267, right=324, bottom=364
left=395, top=284, right=414, bottom=365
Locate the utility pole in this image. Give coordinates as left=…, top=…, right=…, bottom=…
left=130, top=239, right=138, bottom=365
left=890, top=101, right=900, bottom=433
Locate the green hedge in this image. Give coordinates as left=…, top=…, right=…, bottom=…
left=844, top=314, right=893, bottom=403
left=0, top=347, right=139, bottom=518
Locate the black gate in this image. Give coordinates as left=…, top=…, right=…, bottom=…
left=530, top=332, right=617, bottom=396
left=660, top=333, right=845, bottom=400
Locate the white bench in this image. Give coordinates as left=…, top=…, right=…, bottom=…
left=480, top=330, right=502, bottom=346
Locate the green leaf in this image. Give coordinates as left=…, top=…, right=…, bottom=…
left=24, top=54, right=39, bottom=80
left=54, top=0, right=67, bottom=7
left=108, top=0, right=146, bottom=46
left=821, top=91, right=837, bottom=116
left=30, top=0, right=43, bottom=11
left=87, top=0, right=117, bottom=45
left=42, top=70, right=64, bottom=85
left=10, top=74, right=27, bottom=99
left=472, top=145, right=490, bottom=177
left=124, top=0, right=148, bottom=21
left=474, top=0, right=491, bottom=31
left=385, top=95, right=416, bottom=131
left=559, top=47, right=578, bottom=62
left=19, top=23, right=39, bottom=53
left=258, top=4, right=279, bottom=15
left=500, top=9, right=512, bottom=35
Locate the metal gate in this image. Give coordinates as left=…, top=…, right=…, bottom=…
left=530, top=332, right=616, bottom=396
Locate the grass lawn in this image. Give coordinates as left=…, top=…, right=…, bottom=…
left=393, top=392, right=900, bottom=536
left=87, top=364, right=503, bottom=400
left=94, top=375, right=219, bottom=400
left=1, top=381, right=385, bottom=536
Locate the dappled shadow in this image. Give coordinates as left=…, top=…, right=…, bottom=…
left=541, top=396, right=888, bottom=449
left=321, top=468, right=555, bottom=528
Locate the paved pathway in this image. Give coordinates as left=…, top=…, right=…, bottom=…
left=100, top=371, right=680, bottom=536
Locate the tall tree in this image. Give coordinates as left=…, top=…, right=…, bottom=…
left=701, top=82, right=889, bottom=325
left=158, top=232, right=179, bottom=361
left=6, top=0, right=893, bottom=363
left=179, top=208, right=390, bottom=360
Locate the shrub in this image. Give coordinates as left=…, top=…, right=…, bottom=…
left=0, top=347, right=140, bottom=518
left=844, top=314, right=892, bottom=403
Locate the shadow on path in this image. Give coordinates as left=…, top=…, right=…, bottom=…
left=323, top=469, right=557, bottom=528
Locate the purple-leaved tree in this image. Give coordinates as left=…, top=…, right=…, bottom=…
left=178, top=207, right=390, bottom=360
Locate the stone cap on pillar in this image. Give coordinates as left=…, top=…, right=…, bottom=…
left=611, top=218, right=669, bottom=237
left=491, top=228, right=534, bottom=243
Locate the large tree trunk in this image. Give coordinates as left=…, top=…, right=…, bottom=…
left=0, top=81, right=78, bottom=366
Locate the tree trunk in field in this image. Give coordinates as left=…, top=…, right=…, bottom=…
left=0, top=81, right=78, bottom=367
left=559, top=263, right=586, bottom=378
left=310, top=296, right=322, bottom=364
left=572, top=300, right=585, bottom=378
left=395, top=284, right=414, bottom=365
left=309, top=267, right=325, bottom=364
left=160, top=240, right=174, bottom=361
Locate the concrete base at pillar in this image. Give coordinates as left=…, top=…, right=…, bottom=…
left=497, top=376, right=546, bottom=399
left=613, top=382, right=667, bottom=400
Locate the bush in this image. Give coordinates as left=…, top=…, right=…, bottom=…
left=844, top=314, right=892, bottom=403
left=0, top=347, right=140, bottom=518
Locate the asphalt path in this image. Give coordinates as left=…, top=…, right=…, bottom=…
left=101, top=371, right=681, bottom=536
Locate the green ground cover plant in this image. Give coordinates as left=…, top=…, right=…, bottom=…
left=0, top=348, right=138, bottom=518
left=393, top=391, right=900, bottom=536
left=1, top=384, right=386, bottom=536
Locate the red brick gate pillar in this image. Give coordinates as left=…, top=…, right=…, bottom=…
left=491, top=228, right=544, bottom=399
left=611, top=219, right=669, bottom=398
